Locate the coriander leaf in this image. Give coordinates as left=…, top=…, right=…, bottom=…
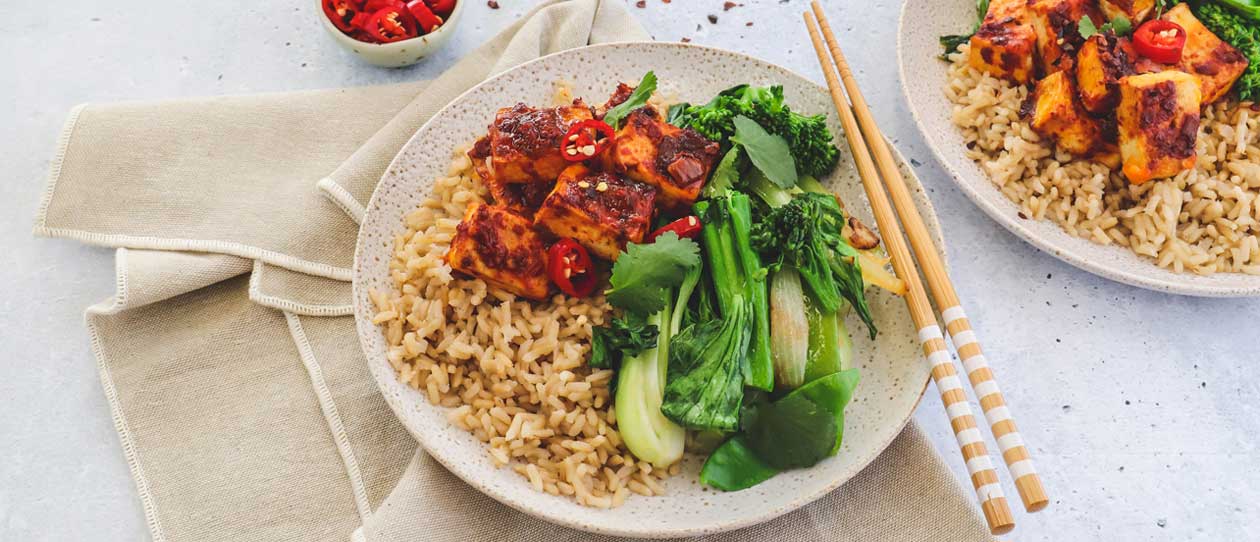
left=730, top=115, right=798, bottom=189
left=1109, top=15, right=1132, bottom=36
left=605, top=232, right=701, bottom=315
left=589, top=316, right=659, bottom=369
left=603, top=71, right=658, bottom=129
left=699, top=436, right=779, bottom=491
left=704, top=146, right=745, bottom=197
left=1078, top=16, right=1099, bottom=39
left=742, top=393, right=837, bottom=469
left=666, top=102, right=691, bottom=126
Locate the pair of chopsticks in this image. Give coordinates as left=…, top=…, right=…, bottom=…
left=803, top=2, right=1047, bottom=535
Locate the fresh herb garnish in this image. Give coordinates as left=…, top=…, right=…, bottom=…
left=731, top=115, right=798, bottom=189
left=604, top=231, right=701, bottom=315
left=1078, top=15, right=1132, bottom=39
left=589, top=315, right=659, bottom=371
left=603, top=71, right=657, bottom=129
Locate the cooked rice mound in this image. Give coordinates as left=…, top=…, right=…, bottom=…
left=945, top=44, right=1260, bottom=275
left=370, top=148, right=676, bottom=508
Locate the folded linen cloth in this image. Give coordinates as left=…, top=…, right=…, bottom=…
left=34, top=1, right=994, bottom=540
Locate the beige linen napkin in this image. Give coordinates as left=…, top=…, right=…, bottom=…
left=34, top=1, right=993, bottom=540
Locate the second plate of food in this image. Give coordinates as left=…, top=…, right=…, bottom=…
left=355, top=42, right=940, bottom=538
left=899, top=0, right=1260, bottom=296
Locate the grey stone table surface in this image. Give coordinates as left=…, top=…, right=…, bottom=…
left=2, top=1, right=1257, bottom=540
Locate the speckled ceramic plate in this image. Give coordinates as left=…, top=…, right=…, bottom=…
left=898, top=0, right=1260, bottom=297
left=354, top=42, right=939, bottom=538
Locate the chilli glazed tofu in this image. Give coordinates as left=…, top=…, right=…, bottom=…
left=533, top=164, right=657, bottom=261
left=446, top=203, right=550, bottom=300
left=1116, top=71, right=1202, bottom=184
left=612, top=107, right=721, bottom=210
left=471, top=101, right=595, bottom=185
left=1026, top=71, right=1106, bottom=157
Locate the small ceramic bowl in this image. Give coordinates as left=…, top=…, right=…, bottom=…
left=318, top=0, right=466, bottom=68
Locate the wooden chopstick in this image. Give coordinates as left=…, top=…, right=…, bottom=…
left=803, top=10, right=1015, bottom=536
left=808, top=1, right=1048, bottom=515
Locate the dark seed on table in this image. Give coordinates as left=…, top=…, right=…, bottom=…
left=746, top=21, right=753, bottom=26
left=1017, top=211, right=1028, bottom=219
left=681, top=37, right=692, bottom=42
left=708, top=14, right=718, bottom=23
left=635, top=0, right=645, bottom=7
left=487, top=0, right=499, bottom=8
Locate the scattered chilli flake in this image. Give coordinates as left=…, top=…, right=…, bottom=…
left=723, top=2, right=741, bottom=10
left=487, top=0, right=499, bottom=8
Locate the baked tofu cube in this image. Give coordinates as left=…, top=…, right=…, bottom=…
left=1099, top=0, right=1154, bottom=26
left=612, top=107, right=721, bottom=210
left=481, top=101, right=594, bottom=185
left=1163, top=4, right=1251, bottom=105
left=468, top=135, right=554, bottom=213
left=1117, top=71, right=1202, bottom=184
left=533, top=164, right=657, bottom=261
left=984, top=0, right=1030, bottom=21
left=1076, top=33, right=1138, bottom=114
left=1028, top=0, right=1102, bottom=75
left=446, top=203, right=550, bottom=300
left=1026, top=71, right=1105, bottom=157
left=969, top=18, right=1038, bottom=84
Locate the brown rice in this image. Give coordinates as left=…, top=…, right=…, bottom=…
left=370, top=146, right=674, bottom=508
left=944, top=44, right=1260, bottom=275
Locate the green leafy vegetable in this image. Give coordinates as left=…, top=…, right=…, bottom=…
left=1194, top=2, right=1260, bottom=101
left=939, top=0, right=991, bottom=57
left=1078, top=15, right=1132, bottom=39
left=704, top=146, right=745, bottom=198
left=604, top=232, right=701, bottom=315
left=1214, top=0, right=1259, bottom=20
left=589, top=315, right=659, bottom=371
left=752, top=192, right=877, bottom=338
left=666, top=102, right=690, bottom=125
left=804, top=294, right=846, bottom=383
left=671, top=84, right=841, bottom=179
left=939, top=34, right=974, bottom=58
left=698, top=436, right=779, bottom=491
left=768, top=267, right=810, bottom=389
left=731, top=115, right=798, bottom=189
left=744, top=394, right=838, bottom=469
left=614, top=267, right=698, bottom=468
left=698, top=369, right=860, bottom=490
left=661, top=303, right=750, bottom=432
left=603, top=71, right=658, bottom=129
